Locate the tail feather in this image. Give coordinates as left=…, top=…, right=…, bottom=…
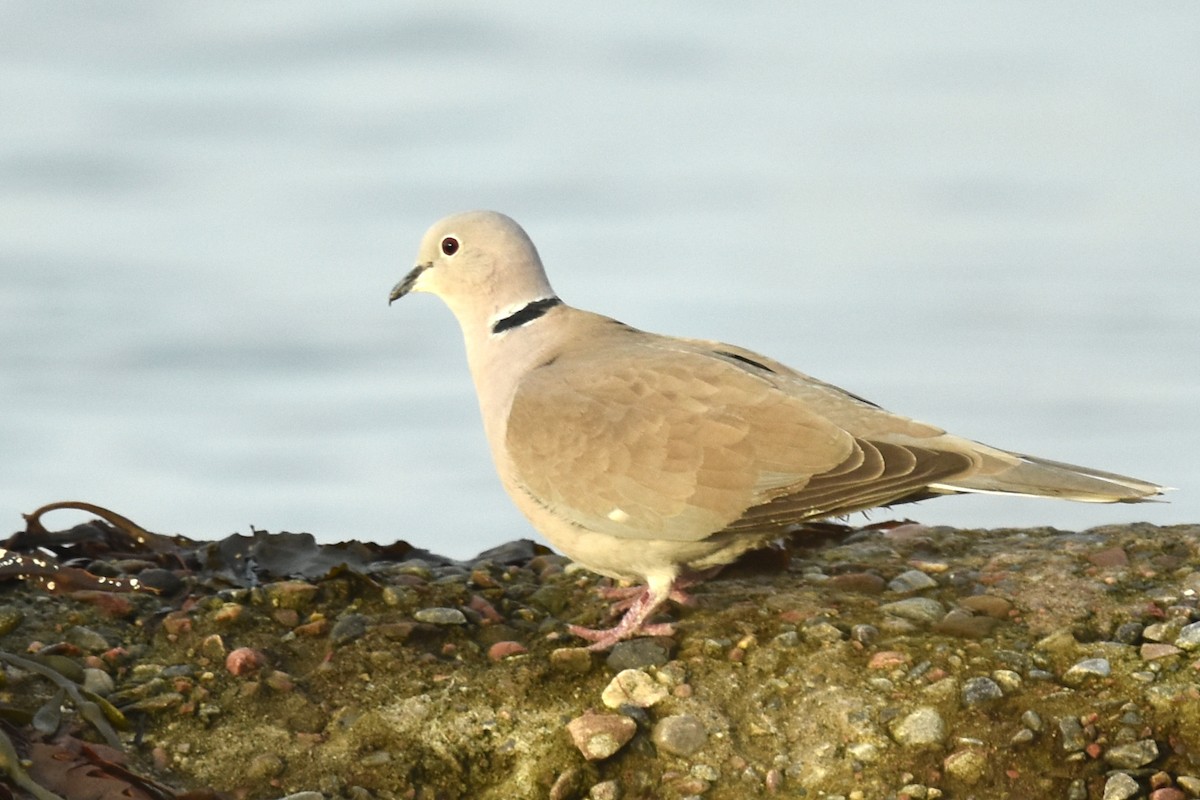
left=929, top=452, right=1165, bottom=503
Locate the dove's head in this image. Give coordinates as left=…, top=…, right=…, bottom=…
left=390, top=211, right=556, bottom=328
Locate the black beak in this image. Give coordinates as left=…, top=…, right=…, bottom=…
left=389, top=263, right=429, bottom=305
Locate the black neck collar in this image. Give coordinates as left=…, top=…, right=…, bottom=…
left=491, top=297, right=562, bottom=334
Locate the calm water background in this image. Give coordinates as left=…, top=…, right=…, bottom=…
left=2, top=3, right=1197, bottom=559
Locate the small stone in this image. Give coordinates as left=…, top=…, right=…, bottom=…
left=1142, top=643, right=1183, bottom=661
left=225, top=647, right=267, bottom=676
left=589, top=779, right=621, bottom=800
left=888, top=706, right=946, bottom=746
left=1062, top=658, right=1111, bottom=685
left=933, top=610, right=999, bottom=639
left=1009, top=728, right=1035, bottom=746
left=0, top=607, right=24, bottom=636
left=65, top=625, right=110, bottom=653
left=262, top=580, right=319, bottom=610
left=851, top=624, right=879, bottom=645
left=1143, top=620, right=1185, bottom=643
left=1114, top=622, right=1145, bottom=644
left=1088, top=546, right=1129, bottom=568
left=1103, top=773, right=1140, bottom=800
left=1058, top=717, right=1086, bottom=752
left=606, top=637, right=672, bottom=670
left=1150, top=789, right=1186, bottom=800
left=1176, top=775, right=1200, bottom=796
left=487, top=641, right=528, bottom=661
left=961, top=676, right=1004, bottom=706
left=245, top=752, right=286, bottom=781
left=567, top=712, right=637, bottom=761
left=1104, top=739, right=1160, bottom=769
left=414, top=607, right=467, bottom=625
left=943, top=748, right=988, bottom=784
left=329, top=614, right=369, bottom=645
left=991, top=669, right=1022, bottom=693
left=1020, top=710, right=1043, bottom=732
left=602, top=669, right=668, bottom=709
left=827, top=572, right=886, bottom=594
left=887, top=569, right=938, bottom=594
left=958, top=595, right=1012, bottom=619
left=1035, top=628, right=1079, bottom=654
left=772, top=631, right=800, bottom=648
left=81, top=668, right=115, bottom=696
left=1174, top=621, right=1200, bottom=651
left=879, top=598, right=945, bottom=624
left=549, top=647, right=594, bottom=674
left=868, top=651, right=910, bottom=670
left=846, top=742, right=881, bottom=763
left=802, top=621, right=844, bottom=642
left=650, top=714, right=708, bottom=757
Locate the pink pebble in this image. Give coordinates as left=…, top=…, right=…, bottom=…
left=487, top=641, right=528, bottom=661
left=225, top=647, right=267, bottom=676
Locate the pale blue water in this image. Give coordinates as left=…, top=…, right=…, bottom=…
left=2, top=2, right=1197, bottom=558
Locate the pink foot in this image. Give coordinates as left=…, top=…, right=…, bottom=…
left=568, top=577, right=693, bottom=651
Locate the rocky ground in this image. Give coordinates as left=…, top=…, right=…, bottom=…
left=1, top=504, right=1198, bottom=800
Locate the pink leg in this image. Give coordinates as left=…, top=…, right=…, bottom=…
left=566, top=569, right=722, bottom=651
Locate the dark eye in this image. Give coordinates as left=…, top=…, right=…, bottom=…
left=441, top=237, right=459, bottom=256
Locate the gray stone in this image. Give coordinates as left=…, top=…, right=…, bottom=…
left=1020, top=710, right=1044, bottom=732
left=589, top=780, right=622, bottom=800
left=1103, top=738, right=1159, bottom=769
left=1062, top=657, right=1110, bottom=685
left=1174, top=621, right=1200, bottom=650
left=1057, top=716, right=1086, bottom=752
left=888, top=706, right=946, bottom=746
left=887, top=569, right=938, bottom=594
left=65, top=625, right=110, bottom=652
left=961, top=676, right=1004, bottom=706
left=652, top=714, right=708, bottom=757
left=1113, top=622, right=1144, bottom=645
left=879, top=598, right=945, bottom=624
left=606, top=638, right=672, bottom=671
left=1102, top=772, right=1140, bottom=800
left=414, top=607, right=467, bottom=625
left=1175, top=775, right=1200, bottom=796
left=329, top=614, right=369, bottom=645
left=82, top=667, right=115, bottom=697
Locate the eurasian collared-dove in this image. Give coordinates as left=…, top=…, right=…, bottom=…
left=390, top=210, right=1164, bottom=650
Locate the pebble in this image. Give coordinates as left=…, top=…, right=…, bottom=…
left=991, top=669, right=1022, bottom=693
left=225, top=647, right=267, bottom=676
left=652, top=714, right=707, bottom=757
left=606, top=638, right=672, bottom=671
left=1062, top=657, right=1111, bottom=685
left=1103, top=772, right=1140, bottom=800
left=868, top=651, right=910, bottom=670
left=1143, top=620, right=1185, bottom=643
left=851, top=624, right=879, bottom=645
left=878, top=598, right=945, bottom=624
left=602, top=669, right=668, bottom=709
left=1151, top=789, right=1187, bottom=800
left=932, top=609, right=998, bottom=639
left=566, top=712, right=637, bottom=761
left=82, top=667, right=115, bottom=696
left=958, top=595, right=1012, bottom=619
left=1058, top=717, right=1086, bottom=752
left=487, top=641, right=527, bottom=661
left=262, top=580, right=319, bottom=610
left=888, top=706, right=946, bottom=746
left=414, top=607, right=467, bottom=625
left=1020, top=710, right=1044, bottom=732
left=942, top=748, right=987, bottom=784
left=887, top=569, right=938, bottom=594
left=589, top=779, right=621, bottom=800
left=1104, top=739, right=1160, bottom=769
left=1113, top=622, right=1145, bottom=644
left=802, top=621, right=844, bottom=642
left=1174, top=621, right=1200, bottom=650
left=329, top=614, right=369, bottom=645
left=1142, top=643, right=1183, bottom=661
left=549, top=648, right=594, bottom=674
left=0, top=606, right=23, bottom=636
left=960, top=676, right=1004, bottom=706
left=1177, top=775, right=1200, bottom=795
left=65, top=625, right=110, bottom=653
